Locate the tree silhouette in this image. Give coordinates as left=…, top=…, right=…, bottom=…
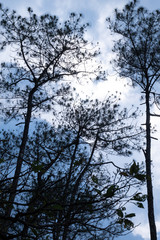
left=0, top=97, right=145, bottom=239
left=0, top=3, right=146, bottom=239
left=107, top=1, right=160, bottom=239
left=0, top=5, right=101, bottom=220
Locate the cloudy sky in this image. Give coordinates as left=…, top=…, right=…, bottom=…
left=1, top=0, right=160, bottom=239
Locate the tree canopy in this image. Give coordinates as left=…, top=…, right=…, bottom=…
left=107, top=0, right=160, bottom=239
left=0, top=2, right=149, bottom=240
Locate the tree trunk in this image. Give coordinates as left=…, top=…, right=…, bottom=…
left=145, top=90, right=157, bottom=240
left=6, top=88, right=35, bottom=218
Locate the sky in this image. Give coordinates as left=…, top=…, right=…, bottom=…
left=0, top=0, right=160, bottom=240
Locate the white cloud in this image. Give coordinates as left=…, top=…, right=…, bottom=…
left=1, top=0, right=43, bottom=15
left=133, top=220, right=160, bottom=240
left=133, top=222, right=150, bottom=240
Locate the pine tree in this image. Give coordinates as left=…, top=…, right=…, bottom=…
left=107, top=1, right=160, bottom=239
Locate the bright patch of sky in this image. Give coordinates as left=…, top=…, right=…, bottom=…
left=0, top=0, right=160, bottom=239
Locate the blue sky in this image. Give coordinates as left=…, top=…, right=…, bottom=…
left=0, top=0, right=160, bottom=239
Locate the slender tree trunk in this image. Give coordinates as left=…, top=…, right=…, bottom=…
left=62, top=224, right=69, bottom=240
left=145, top=90, right=157, bottom=240
left=6, top=88, right=35, bottom=218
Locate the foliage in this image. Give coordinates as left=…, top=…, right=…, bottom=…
left=107, top=0, right=160, bottom=90
left=0, top=3, right=146, bottom=240
left=107, top=1, right=160, bottom=239
left=0, top=97, right=145, bottom=239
